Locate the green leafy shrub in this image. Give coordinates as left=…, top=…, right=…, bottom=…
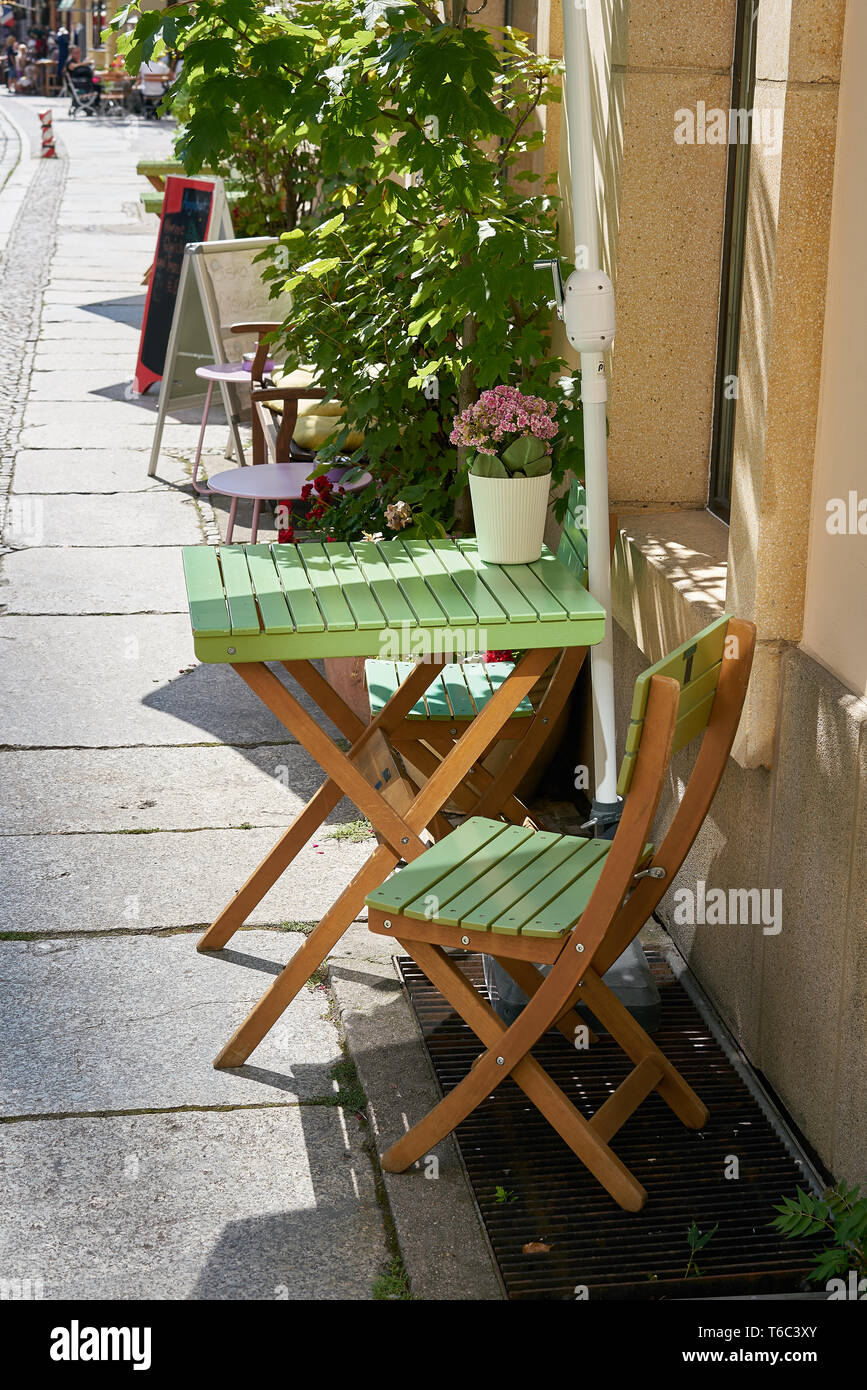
left=771, top=1182, right=867, bottom=1285
left=113, top=0, right=584, bottom=537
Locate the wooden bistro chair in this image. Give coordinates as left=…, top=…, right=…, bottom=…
left=364, top=480, right=604, bottom=837
left=195, top=322, right=371, bottom=541
left=364, top=614, right=756, bottom=1211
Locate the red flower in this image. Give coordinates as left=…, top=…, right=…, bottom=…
left=300, top=483, right=313, bottom=501
left=485, top=649, right=515, bottom=663
left=278, top=525, right=295, bottom=543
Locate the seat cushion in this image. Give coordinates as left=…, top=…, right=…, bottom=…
left=364, top=661, right=533, bottom=721
left=264, top=367, right=364, bottom=451
left=365, top=815, right=652, bottom=940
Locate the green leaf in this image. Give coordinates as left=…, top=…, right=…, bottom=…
left=470, top=455, right=508, bottom=478
left=501, top=435, right=548, bottom=469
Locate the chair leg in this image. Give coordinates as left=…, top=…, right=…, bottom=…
left=251, top=498, right=262, bottom=544
left=226, top=497, right=238, bottom=544
left=191, top=380, right=215, bottom=495
left=497, top=957, right=598, bottom=1046
left=388, top=942, right=647, bottom=1212
left=578, top=968, right=708, bottom=1129
left=213, top=841, right=399, bottom=1068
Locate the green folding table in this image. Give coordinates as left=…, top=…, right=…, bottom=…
left=181, top=537, right=606, bottom=1068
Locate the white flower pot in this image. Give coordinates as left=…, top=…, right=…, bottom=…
left=468, top=471, right=551, bottom=564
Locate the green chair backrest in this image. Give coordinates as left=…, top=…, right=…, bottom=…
left=617, top=615, right=732, bottom=797
left=556, top=480, right=588, bottom=586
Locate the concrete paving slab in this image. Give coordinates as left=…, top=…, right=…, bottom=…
left=31, top=350, right=142, bottom=372
left=0, top=930, right=345, bottom=1113
left=0, top=1106, right=386, bottom=1299
left=27, top=370, right=153, bottom=402
left=36, top=321, right=141, bottom=340
left=17, top=420, right=216, bottom=450
left=0, top=615, right=341, bottom=747
left=0, top=826, right=371, bottom=933
left=11, top=449, right=192, bottom=493
left=0, top=743, right=362, bottom=834
left=44, top=290, right=147, bottom=305
left=330, top=924, right=503, bottom=1300
left=24, top=399, right=162, bottom=429
left=0, top=545, right=191, bottom=614
left=2, top=493, right=203, bottom=547
left=42, top=303, right=143, bottom=325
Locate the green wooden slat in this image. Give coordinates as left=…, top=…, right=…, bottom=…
left=527, top=551, right=590, bottom=619
left=678, top=659, right=722, bottom=719
left=460, top=833, right=582, bottom=933
left=440, top=665, right=476, bottom=720
left=460, top=661, right=493, bottom=716
left=479, top=662, right=534, bottom=716
left=323, top=542, right=389, bottom=631
left=271, top=545, right=326, bottom=633
left=493, top=838, right=610, bottom=937
left=672, top=687, right=718, bottom=755
left=423, top=541, right=510, bottom=626
left=423, top=672, right=452, bottom=719
left=298, top=543, right=356, bottom=632
left=456, top=540, right=573, bottom=622
left=365, top=660, right=435, bottom=719
left=350, top=542, right=417, bottom=626
left=404, top=824, right=539, bottom=924
left=429, top=829, right=563, bottom=929
left=365, top=658, right=532, bottom=722
left=521, top=841, right=653, bottom=939
left=377, top=539, right=449, bottom=627
left=365, top=818, right=510, bottom=913
left=218, top=547, right=261, bottom=636
left=628, top=616, right=730, bottom=724
left=618, top=618, right=731, bottom=791
left=616, top=752, right=637, bottom=798
left=496, top=548, right=569, bottom=621
left=365, top=661, right=400, bottom=718
left=398, top=539, right=478, bottom=625
left=182, top=546, right=230, bottom=637
left=557, top=528, right=588, bottom=583
left=623, top=658, right=723, bottom=756
left=455, top=541, right=538, bottom=622
left=244, top=545, right=295, bottom=633
left=193, top=612, right=605, bottom=663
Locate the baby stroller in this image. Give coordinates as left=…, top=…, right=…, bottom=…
left=64, top=64, right=100, bottom=117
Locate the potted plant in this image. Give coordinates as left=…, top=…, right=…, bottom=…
left=452, top=386, right=559, bottom=564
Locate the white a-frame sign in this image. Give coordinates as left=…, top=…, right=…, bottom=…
left=146, top=235, right=289, bottom=477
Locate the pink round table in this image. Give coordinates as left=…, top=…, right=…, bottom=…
left=206, top=462, right=373, bottom=543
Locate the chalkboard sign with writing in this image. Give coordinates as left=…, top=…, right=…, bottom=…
left=133, top=177, right=219, bottom=395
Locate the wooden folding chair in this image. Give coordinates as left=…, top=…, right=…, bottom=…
left=364, top=481, right=607, bottom=833
left=364, top=615, right=756, bottom=1210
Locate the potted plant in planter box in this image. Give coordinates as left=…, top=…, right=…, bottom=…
left=452, top=385, right=559, bottom=564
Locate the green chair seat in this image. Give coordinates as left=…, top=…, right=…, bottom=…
left=365, top=815, right=652, bottom=940
left=365, top=660, right=534, bottom=722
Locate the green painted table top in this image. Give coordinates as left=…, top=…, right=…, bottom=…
left=182, top=539, right=606, bottom=664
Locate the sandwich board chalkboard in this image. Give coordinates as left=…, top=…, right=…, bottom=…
left=146, top=236, right=291, bottom=478
left=133, top=175, right=231, bottom=395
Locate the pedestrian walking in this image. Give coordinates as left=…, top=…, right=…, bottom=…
left=55, top=25, right=69, bottom=82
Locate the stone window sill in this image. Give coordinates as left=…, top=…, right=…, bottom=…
left=612, top=508, right=729, bottom=660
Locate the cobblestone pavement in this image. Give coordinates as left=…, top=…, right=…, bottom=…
left=0, top=104, right=66, bottom=520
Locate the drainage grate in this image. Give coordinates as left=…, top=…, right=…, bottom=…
left=398, top=952, right=825, bottom=1300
